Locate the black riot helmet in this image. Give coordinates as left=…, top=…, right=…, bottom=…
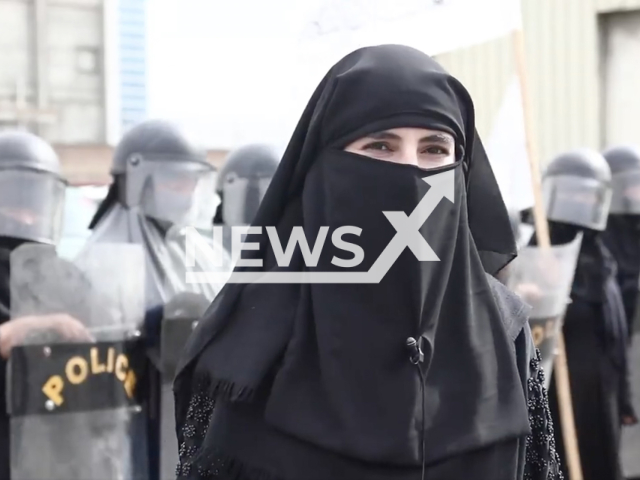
left=0, top=130, right=67, bottom=244
left=92, top=119, right=218, bottom=229
left=603, top=144, right=640, bottom=215
left=542, top=148, right=612, bottom=231
left=216, top=143, right=280, bottom=226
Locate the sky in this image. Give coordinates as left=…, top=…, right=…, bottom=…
left=145, top=0, right=322, bottom=151
left=144, top=0, right=522, bottom=152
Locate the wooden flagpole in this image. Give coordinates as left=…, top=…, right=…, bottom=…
left=512, top=23, right=584, bottom=480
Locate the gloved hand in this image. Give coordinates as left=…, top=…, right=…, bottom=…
left=0, top=313, right=94, bottom=359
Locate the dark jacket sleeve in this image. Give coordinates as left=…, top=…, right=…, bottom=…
left=521, top=325, right=564, bottom=480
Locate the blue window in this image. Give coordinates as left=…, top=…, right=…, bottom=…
left=118, top=0, right=147, bottom=129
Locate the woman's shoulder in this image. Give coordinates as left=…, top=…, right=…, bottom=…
left=485, top=275, right=564, bottom=479
left=485, top=273, right=532, bottom=343
left=485, top=273, right=538, bottom=383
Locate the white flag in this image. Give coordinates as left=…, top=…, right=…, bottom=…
left=486, top=76, right=534, bottom=212
left=289, top=0, right=523, bottom=144
left=145, top=0, right=523, bottom=149
left=299, top=0, right=522, bottom=58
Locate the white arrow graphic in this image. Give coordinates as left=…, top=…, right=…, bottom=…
left=187, top=170, right=455, bottom=284
left=366, top=169, right=455, bottom=283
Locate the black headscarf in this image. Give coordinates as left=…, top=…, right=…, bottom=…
left=174, top=45, right=527, bottom=475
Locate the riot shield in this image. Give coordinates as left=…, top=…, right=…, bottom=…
left=507, top=234, right=582, bottom=389
left=6, top=242, right=147, bottom=480
left=159, top=292, right=210, bottom=480
left=163, top=224, right=231, bottom=304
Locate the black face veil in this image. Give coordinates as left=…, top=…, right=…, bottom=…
left=175, top=45, right=526, bottom=474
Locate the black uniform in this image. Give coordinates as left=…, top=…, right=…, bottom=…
left=602, top=144, right=640, bottom=478
left=602, top=145, right=640, bottom=332
left=0, top=130, right=67, bottom=479
left=542, top=149, right=631, bottom=480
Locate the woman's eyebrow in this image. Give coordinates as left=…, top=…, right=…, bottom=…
left=419, top=134, right=454, bottom=145
left=365, top=131, right=401, bottom=141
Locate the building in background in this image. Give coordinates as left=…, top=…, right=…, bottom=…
left=4, top=0, right=640, bottom=179
left=0, top=0, right=226, bottom=185
left=0, top=0, right=120, bottom=183
left=0, top=0, right=106, bottom=143
left=435, top=0, right=640, bottom=168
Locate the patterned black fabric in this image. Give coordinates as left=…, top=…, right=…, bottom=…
left=524, top=349, right=564, bottom=480
left=175, top=382, right=216, bottom=479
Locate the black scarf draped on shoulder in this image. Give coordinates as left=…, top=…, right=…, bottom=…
left=174, top=45, right=528, bottom=476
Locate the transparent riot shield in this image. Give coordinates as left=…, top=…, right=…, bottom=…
left=6, top=242, right=147, bottom=480
left=164, top=224, right=231, bottom=302
left=159, top=292, right=211, bottom=480
left=155, top=226, right=227, bottom=479
left=506, top=234, right=582, bottom=389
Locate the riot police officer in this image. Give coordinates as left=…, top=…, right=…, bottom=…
left=602, top=144, right=640, bottom=478
left=215, top=143, right=280, bottom=228
left=84, top=119, right=229, bottom=480
left=602, top=145, right=640, bottom=330
left=0, top=131, right=66, bottom=246
left=0, top=130, right=93, bottom=479
left=542, top=149, right=633, bottom=480
left=86, top=119, right=227, bottom=307
left=213, top=143, right=279, bottom=258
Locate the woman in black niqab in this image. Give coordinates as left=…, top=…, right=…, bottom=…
left=174, top=45, right=562, bottom=480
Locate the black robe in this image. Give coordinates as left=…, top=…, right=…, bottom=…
left=546, top=223, right=630, bottom=480
left=175, top=276, right=561, bottom=480
left=174, top=45, right=562, bottom=480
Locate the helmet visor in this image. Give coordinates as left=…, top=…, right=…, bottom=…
left=125, top=158, right=218, bottom=228
left=610, top=170, right=640, bottom=214
left=0, top=169, right=66, bottom=244
left=543, top=175, right=612, bottom=230
left=221, top=175, right=272, bottom=226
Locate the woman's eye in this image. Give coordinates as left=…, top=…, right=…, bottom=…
left=423, top=146, right=449, bottom=155
left=363, top=142, right=392, bottom=152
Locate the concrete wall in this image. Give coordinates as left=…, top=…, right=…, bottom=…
left=435, top=0, right=640, bottom=168
left=0, top=0, right=106, bottom=143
